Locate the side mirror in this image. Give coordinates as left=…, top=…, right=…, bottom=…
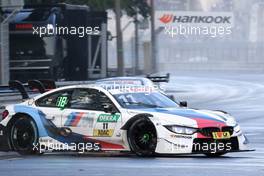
left=102, top=103, right=116, bottom=114
left=179, top=101, right=188, bottom=107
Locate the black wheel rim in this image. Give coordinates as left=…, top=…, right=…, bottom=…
left=130, top=120, right=157, bottom=153
left=11, top=118, right=37, bottom=151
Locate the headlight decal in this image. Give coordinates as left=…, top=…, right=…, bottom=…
left=165, top=125, right=198, bottom=135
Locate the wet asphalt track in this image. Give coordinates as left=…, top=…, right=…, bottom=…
left=0, top=72, right=264, bottom=176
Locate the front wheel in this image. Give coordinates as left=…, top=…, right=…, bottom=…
left=127, top=118, right=157, bottom=157
left=10, top=116, right=39, bottom=155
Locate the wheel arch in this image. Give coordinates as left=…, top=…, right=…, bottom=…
left=7, top=112, right=34, bottom=127
left=121, top=113, right=153, bottom=130
left=124, top=113, right=157, bottom=156
left=7, top=112, right=42, bottom=133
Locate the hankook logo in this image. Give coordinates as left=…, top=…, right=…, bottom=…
left=158, top=13, right=232, bottom=25
left=159, top=14, right=174, bottom=24
left=157, top=11, right=233, bottom=38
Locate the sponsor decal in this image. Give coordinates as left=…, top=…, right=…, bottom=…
left=64, top=112, right=85, bottom=127
left=159, top=14, right=174, bottom=24
left=156, top=11, right=233, bottom=38
left=93, top=129, right=114, bottom=137
left=212, top=131, right=231, bottom=139
left=170, top=134, right=192, bottom=139
left=172, top=144, right=189, bottom=149
left=97, top=114, right=120, bottom=123
left=159, top=14, right=231, bottom=24
left=64, top=112, right=95, bottom=127
left=156, top=11, right=234, bottom=26
left=93, top=122, right=114, bottom=137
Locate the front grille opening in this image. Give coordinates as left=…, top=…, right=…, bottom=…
left=199, top=126, right=234, bottom=137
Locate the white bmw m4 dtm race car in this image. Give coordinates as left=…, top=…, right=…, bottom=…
left=0, top=83, right=251, bottom=157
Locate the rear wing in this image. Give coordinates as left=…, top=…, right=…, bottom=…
left=9, top=80, right=29, bottom=99
left=146, top=73, right=170, bottom=83
left=28, top=79, right=56, bottom=93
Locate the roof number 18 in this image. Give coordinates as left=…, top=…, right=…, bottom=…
left=56, top=96, right=68, bottom=110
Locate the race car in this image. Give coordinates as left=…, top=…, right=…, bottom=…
left=0, top=83, right=251, bottom=157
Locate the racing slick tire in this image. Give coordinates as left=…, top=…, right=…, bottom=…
left=9, top=115, right=40, bottom=155
left=127, top=118, right=157, bottom=157
left=204, top=152, right=226, bottom=157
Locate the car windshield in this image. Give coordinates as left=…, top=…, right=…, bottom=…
left=113, top=92, right=178, bottom=109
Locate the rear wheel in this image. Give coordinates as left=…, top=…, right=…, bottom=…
left=127, top=118, right=157, bottom=157
left=10, top=116, right=39, bottom=155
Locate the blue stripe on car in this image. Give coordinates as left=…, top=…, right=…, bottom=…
left=14, top=105, right=49, bottom=137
